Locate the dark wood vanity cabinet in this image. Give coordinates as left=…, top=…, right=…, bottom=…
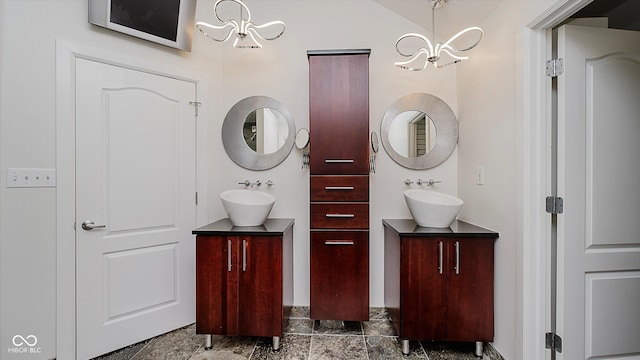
left=193, top=219, right=293, bottom=342
left=383, top=219, right=498, bottom=352
left=308, top=50, right=370, bottom=321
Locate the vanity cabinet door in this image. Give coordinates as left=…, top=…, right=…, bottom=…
left=237, top=236, right=284, bottom=337
left=401, top=238, right=448, bottom=340
left=196, top=234, right=290, bottom=337
left=309, top=54, right=369, bottom=175
left=395, top=237, right=494, bottom=342
left=310, top=231, right=369, bottom=320
left=196, top=235, right=236, bottom=335
left=446, top=238, right=494, bottom=342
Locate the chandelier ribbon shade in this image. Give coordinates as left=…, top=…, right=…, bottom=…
left=395, top=0, right=483, bottom=70
left=196, top=0, right=285, bottom=48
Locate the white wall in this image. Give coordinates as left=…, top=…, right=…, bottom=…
left=456, top=1, right=554, bottom=359
left=0, top=0, right=458, bottom=358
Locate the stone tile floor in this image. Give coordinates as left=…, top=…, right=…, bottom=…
left=93, top=308, right=494, bottom=360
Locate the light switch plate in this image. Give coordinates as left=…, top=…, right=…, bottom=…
left=6, top=168, right=56, bottom=188
left=476, top=167, right=485, bottom=185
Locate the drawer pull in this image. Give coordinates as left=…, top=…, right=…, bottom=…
left=325, top=213, right=355, bottom=218
left=325, top=159, right=354, bottom=163
left=324, top=186, right=355, bottom=191
left=324, top=240, right=355, bottom=246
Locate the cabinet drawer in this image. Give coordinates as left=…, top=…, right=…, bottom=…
left=310, top=176, right=369, bottom=202
left=311, top=203, right=369, bottom=229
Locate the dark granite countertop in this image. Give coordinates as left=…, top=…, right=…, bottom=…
left=382, top=219, right=498, bottom=238
left=192, top=218, right=294, bottom=236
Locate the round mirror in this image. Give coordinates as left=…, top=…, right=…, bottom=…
left=222, top=96, right=295, bottom=170
left=381, top=93, right=458, bottom=169
left=371, top=131, right=379, bottom=153
left=295, top=128, right=310, bottom=149
left=242, top=108, right=289, bottom=154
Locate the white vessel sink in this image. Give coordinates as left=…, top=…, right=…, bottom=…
left=220, top=189, right=276, bottom=227
left=403, top=189, right=464, bottom=228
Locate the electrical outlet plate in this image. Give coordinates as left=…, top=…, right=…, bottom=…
left=6, top=168, right=56, bottom=188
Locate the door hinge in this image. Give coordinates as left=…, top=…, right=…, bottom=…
left=545, top=332, right=563, bottom=353
left=195, top=191, right=198, bottom=205
left=189, top=101, right=201, bottom=116
left=546, top=58, right=564, bottom=77
left=546, top=196, right=564, bottom=214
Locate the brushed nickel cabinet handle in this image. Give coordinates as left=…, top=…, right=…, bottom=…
left=325, top=213, right=355, bottom=218
left=227, top=240, right=232, bottom=272
left=324, top=240, right=355, bottom=245
left=242, top=239, right=247, bottom=272
left=438, top=241, right=443, bottom=275
left=324, top=186, right=355, bottom=190
left=455, top=241, right=460, bottom=275
left=325, top=159, right=354, bottom=163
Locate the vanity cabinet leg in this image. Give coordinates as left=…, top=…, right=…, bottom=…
left=475, top=341, right=483, bottom=358
left=204, top=334, right=212, bottom=350
left=272, top=336, right=281, bottom=352
left=401, top=339, right=410, bottom=356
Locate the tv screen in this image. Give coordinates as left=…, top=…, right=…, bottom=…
left=89, top=0, right=196, bottom=51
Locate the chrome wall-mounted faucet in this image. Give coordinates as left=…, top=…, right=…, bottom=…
left=407, top=178, right=441, bottom=186
left=238, top=180, right=264, bottom=188
left=425, top=179, right=441, bottom=186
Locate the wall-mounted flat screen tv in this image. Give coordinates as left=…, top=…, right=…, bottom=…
left=89, top=0, right=197, bottom=51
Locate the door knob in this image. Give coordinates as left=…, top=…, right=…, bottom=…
left=81, top=220, right=106, bottom=231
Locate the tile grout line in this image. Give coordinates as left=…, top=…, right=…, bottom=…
left=129, top=337, right=156, bottom=360
left=187, top=345, right=203, bottom=360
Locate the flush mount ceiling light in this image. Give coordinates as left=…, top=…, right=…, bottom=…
left=395, top=0, right=483, bottom=70
left=196, top=0, right=285, bottom=48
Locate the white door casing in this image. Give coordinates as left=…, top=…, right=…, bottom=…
left=75, top=58, right=196, bottom=359
left=557, top=25, right=640, bottom=359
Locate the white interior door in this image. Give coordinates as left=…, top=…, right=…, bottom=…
left=75, top=58, right=197, bottom=359
left=557, top=25, right=640, bottom=360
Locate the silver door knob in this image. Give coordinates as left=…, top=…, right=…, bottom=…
left=81, top=220, right=106, bottom=231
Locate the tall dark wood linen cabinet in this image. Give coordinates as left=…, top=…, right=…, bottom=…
left=307, top=49, right=371, bottom=320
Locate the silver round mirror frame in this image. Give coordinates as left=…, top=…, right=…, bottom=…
left=222, top=96, right=296, bottom=170
left=380, top=93, right=458, bottom=169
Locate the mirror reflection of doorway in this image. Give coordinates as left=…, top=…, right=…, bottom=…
left=408, top=113, right=434, bottom=157
left=389, top=110, right=437, bottom=158
left=242, top=108, right=289, bottom=154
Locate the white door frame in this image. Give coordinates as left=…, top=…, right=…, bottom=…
left=55, top=40, right=208, bottom=359
left=520, top=1, right=592, bottom=359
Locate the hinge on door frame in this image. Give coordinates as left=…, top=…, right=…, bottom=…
left=546, top=196, right=564, bottom=214
left=545, top=332, right=563, bottom=353
left=195, top=192, right=198, bottom=205
left=546, top=58, right=564, bottom=77
left=189, top=101, right=201, bottom=116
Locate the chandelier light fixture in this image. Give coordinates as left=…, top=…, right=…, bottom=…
left=196, top=0, right=285, bottom=48
left=395, top=0, right=483, bottom=70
